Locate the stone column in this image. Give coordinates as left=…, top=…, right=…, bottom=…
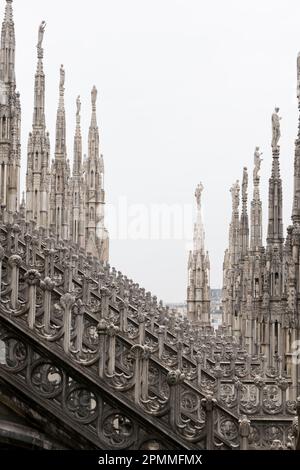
left=8, top=255, right=22, bottom=310
left=239, top=415, right=251, bottom=450
left=61, top=293, right=76, bottom=353
left=40, top=277, right=55, bottom=335
left=201, top=393, right=217, bottom=450
left=24, top=269, right=41, bottom=330
left=97, top=319, right=108, bottom=378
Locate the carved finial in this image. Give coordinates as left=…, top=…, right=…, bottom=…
left=37, top=21, right=46, bottom=59
left=91, top=86, right=97, bottom=109
left=271, top=107, right=282, bottom=150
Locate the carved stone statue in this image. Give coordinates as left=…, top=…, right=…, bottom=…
left=92, top=86, right=97, bottom=107
left=242, top=167, right=248, bottom=199
left=230, top=180, right=240, bottom=211
left=253, top=146, right=263, bottom=180
left=59, top=65, right=65, bottom=91
left=271, top=107, right=282, bottom=149
left=76, top=95, right=81, bottom=117
left=37, top=21, right=46, bottom=51
left=195, top=183, right=204, bottom=209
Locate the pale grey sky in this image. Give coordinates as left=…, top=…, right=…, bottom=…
left=11, top=0, right=300, bottom=302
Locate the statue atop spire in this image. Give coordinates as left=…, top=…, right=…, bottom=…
left=195, top=182, right=204, bottom=210
left=253, top=146, right=263, bottom=180
left=37, top=21, right=46, bottom=59
left=60, top=65, right=65, bottom=93
left=92, top=85, right=97, bottom=108
left=271, top=107, right=282, bottom=150
left=76, top=95, right=81, bottom=117
left=230, top=180, right=240, bottom=212
left=242, top=167, right=248, bottom=201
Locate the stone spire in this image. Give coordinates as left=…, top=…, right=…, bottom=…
left=0, top=0, right=15, bottom=84
left=187, top=183, right=211, bottom=328
left=55, top=65, right=66, bottom=158
left=267, top=108, right=284, bottom=246
left=73, top=95, right=82, bottom=177
left=239, top=167, right=249, bottom=257
left=85, top=86, right=109, bottom=263
left=0, top=0, right=21, bottom=213
left=26, top=22, right=50, bottom=228
left=49, top=66, right=70, bottom=240
left=251, top=147, right=263, bottom=250
left=193, top=182, right=205, bottom=251
left=88, top=85, right=99, bottom=162
left=69, top=96, right=85, bottom=248
left=229, top=180, right=240, bottom=265
left=292, top=53, right=300, bottom=224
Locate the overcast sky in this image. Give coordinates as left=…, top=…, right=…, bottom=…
left=10, top=0, right=300, bottom=302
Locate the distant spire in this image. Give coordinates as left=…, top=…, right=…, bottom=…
left=55, top=65, right=66, bottom=157
left=73, top=95, right=82, bottom=176
left=0, top=0, right=15, bottom=83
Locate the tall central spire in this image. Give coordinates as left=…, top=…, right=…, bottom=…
left=0, top=0, right=15, bottom=83
left=55, top=65, right=66, bottom=157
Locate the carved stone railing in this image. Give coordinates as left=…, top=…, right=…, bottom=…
left=0, top=210, right=298, bottom=449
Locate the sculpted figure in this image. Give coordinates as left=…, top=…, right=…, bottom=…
left=60, top=65, right=65, bottom=91
left=254, top=146, right=263, bottom=180
left=242, top=167, right=248, bottom=198
left=37, top=21, right=46, bottom=51
left=76, top=95, right=81, bottom=116
left=92, top=86, right=97, bottom=107
left=271, top=107, right=282, bottom=149
left=230, top=180, right=240, bottom=212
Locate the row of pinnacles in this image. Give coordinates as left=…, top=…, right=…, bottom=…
left=222, top=79, right=300, bottom=396
left=0, top=0, right=109, bottom=264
